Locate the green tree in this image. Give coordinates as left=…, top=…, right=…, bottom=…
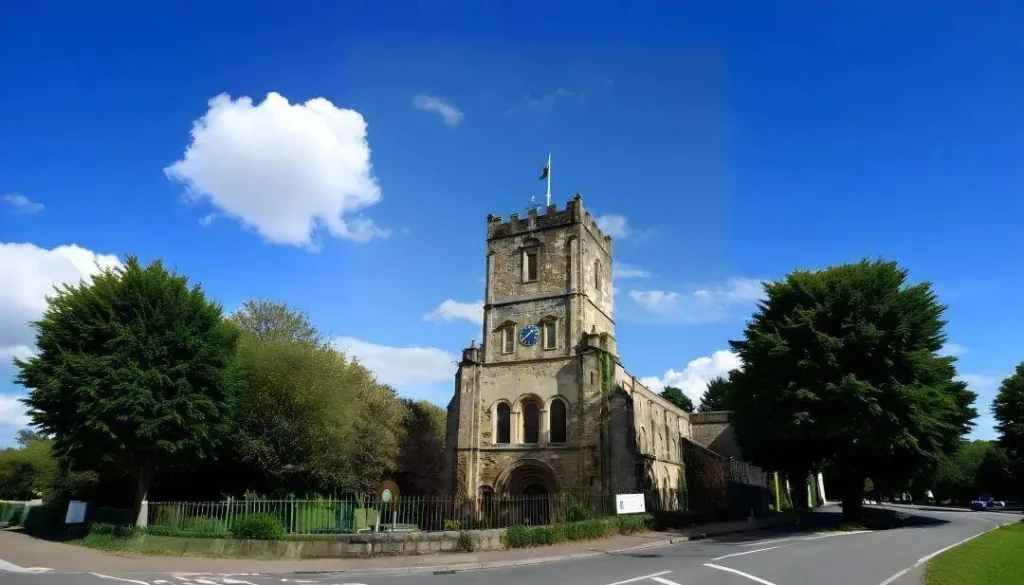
left=0, top=435, right=56, bottom=500
left=660, top=387, right=694, bottom=413
left=932, top=440, right=1012, bottom=503
left=232, top=301, right=407, bottom=494
left=396, top=399, right=448, bottom=493
left=698, top=377, right=733, bottom=412
left=231, top=299, right=322, bottom=346
left=993, top=363, right=1024, bottom=460
left=16, top=257, right=239, bottom=526
left=728, top=259, right=976, bottom=520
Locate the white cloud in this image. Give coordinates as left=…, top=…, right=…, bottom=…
left=640, top=350, right=742, bottom=404
left=522, top=88, right=583, bottom=111
left=3, top=194, right=44, bottom=214
left=165, top=92, right=387, bottom=249
left=0, top=394, right=30, bottom=429
left=956, top=373, right=1000, bottom=393
left=0, top=243, right=121, bottom=358
left=412, top=94, right=464, bottom=127
left=941, top=343, right=969, bottom=357
left=596, top=214, right=630, bottom=239
left=614, top=263, right=650, bottom=279
left=333, top=336, right=457, bottom=387
left=629, top=278, right=764, bottom=323
left=424, top=299, right=484, bottom=325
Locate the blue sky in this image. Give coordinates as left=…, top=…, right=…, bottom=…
left=2, top=1, right=1022, bottom=447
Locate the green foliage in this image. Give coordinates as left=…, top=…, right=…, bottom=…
left=0, top=434, right=56, bottom=499
left=231, top=299, right=323, bottom=346
left=396, top=400, right=447, bottom=494
left=565, top=492, right=597, bottom=521
left=698, top=377, right=733, bottom=412
left=456, top=531, right=476, bottom=552
left=727, top=259, right=977, bottom=519
left=932, top=440, right=1014, bottom=503
left=443, top=519, right=461, bottom=531
left=16, top=256, right=239, bottom=523
left=502, top=515, right=651, bottom=548
left=231, top=310, right=407, bottom=493
left=230, top=513, right=285, bottom=540
left=993, top=363, right=1024, bottom=462
left=660, top=387, right=694, bottom=413
left=599, top=351, right=614, bottom=395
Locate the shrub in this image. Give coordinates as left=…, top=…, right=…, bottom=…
left=88, top=522, right=139, bottom=539
left=230, top=513, right=285, bottom=540
left=443, top=519, right=461, bottom=531
left=502, top=515, right=650, bottom=548
left=456, top=531, right=476, bottom=552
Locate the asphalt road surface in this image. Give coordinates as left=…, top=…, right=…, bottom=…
left=1, top=506, right=1019, bottom=585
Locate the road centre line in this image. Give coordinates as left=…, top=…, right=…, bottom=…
left=703, top=563, right=778, bottom=585
left=651, top=577, right=684, bottom=585
left=605, top=570, right=673, bottom=585
left=739, top=537, right=793, bottom=547
left=90, top=574, right=151, bottom=585
left=712, top=545, right=789, bottom=561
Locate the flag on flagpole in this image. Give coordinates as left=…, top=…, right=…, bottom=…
left=540, top=153, right=552, bottom=206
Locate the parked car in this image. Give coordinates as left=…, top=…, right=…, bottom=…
left=970, top=496, right=1006, bottom=510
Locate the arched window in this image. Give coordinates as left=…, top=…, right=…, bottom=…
left=550, top=400, right=567, bottom=443
left=496, top=403, right=511, bottom=444
left=523, top=401, right=540, bottom=444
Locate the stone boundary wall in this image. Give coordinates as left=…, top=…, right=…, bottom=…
left=135, top=529, right=506, bottom=559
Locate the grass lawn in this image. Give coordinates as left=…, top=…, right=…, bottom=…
left=924, top=522, right=1024, bottom=585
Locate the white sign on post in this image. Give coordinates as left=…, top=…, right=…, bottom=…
left=616, top=493, right=646, bottom=515
left=65, top=500, right=87, bottom=524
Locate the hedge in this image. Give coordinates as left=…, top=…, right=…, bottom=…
left=502, top=514, right=650, bottom=548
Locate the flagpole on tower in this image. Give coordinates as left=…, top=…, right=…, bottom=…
left=545, top=152, right=552, bottom=207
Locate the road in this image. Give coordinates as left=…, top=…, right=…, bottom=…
left=1, top=506, right=1019, bottom=585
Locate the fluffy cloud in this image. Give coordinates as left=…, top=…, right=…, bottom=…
left=629, top=278, right=764, bottom=323
left=0, top=394, right=30, bottom=429
left=333, top=337, right=458, bottom=387
left=596, top=214, right=630, bottom=239
left=424, top=299, right=484, bottom=325
left=165, top=92, right=387, bottom=249
left=941, top=343, right=969, bottom=357
left=412, top=94, right=464, bottom=127
left=614, top=263, right=650, bottom=279
left=956, top=373, right=999, bottom=393
left=640, top=350, right=742, bottom=404
left=0, top=243, right=121, bottom=358
left=3, top=194, right=44, bottom=214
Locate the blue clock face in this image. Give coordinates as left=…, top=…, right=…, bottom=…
left=519, top=324, right=540, bottom=346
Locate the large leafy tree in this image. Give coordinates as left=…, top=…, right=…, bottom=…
left=728, top=259, right=976, bottom=520
left=931, top=440, right=1012, bottom=503
left=698, top=377, right=733, bottom=412
left=16, top=257, right=239, bottom=525
left=660, top=387, right=694, bottom=413
left=396, top=399, right=448, bottom=493
left=993, top=363, right=1024, bottom=460
left=231, top=301, right=407, bottom=494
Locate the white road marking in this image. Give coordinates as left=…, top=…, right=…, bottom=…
left=712, top=544, right=788, bottom=561
left=222, top=580, right=261, bottom=585
left=0, top=558, right=27, bottom=573
left=154, top=581, right=171, bottom=584
left=25, top=567, right=54, bottom=573
left=877, top=568, right=910, bottom=585
left=739, top=537, right=792, bottom=547
left=703, top=563, right=778, bottom=585
left=605, top=570, right=674, bottom=585
left=801, top=530, right=871, bottom=540
left=651, top=578, right=683, bottom=585
left=90, top=573, right=151, bottom=585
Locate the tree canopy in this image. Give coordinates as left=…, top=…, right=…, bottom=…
left=231, top=300, right=407, bottom=494
left=16, top=257, right=239, bottom=524
left=931, top=440, right=1013, bottom=503
left=993, top=363, right=1024, bottom=460
left=660, top=387, right=694, bottom=413
left=727, top=259, right=977, bottom=519
left=698, top=377, right=733, bottom=412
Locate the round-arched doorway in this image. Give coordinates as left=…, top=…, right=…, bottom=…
left=497, top=459, right=561, bottom=526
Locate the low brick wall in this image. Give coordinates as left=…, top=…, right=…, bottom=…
left=135, top=529, right=506, bottom=559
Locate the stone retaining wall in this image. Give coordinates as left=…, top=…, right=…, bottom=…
left=136, top=529, right=506, bottom=559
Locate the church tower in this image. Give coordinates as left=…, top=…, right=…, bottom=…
left=443, top=195, right=618, bottom=499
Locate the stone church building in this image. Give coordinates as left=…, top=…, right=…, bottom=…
left=443, top=195, right=759, bottom=501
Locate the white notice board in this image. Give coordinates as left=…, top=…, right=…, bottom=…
left=65, top=500, right=87, bottom=524
left=616, top=493, right=646, bottom=515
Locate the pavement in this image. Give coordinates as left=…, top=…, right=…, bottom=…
left=0, top=505, right=1020, bottom=585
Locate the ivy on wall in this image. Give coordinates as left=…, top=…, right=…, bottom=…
left=598, top=351, right=614, bottom=396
